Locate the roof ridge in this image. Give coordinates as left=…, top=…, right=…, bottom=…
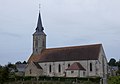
left=45, top=44, right=102, bottom=50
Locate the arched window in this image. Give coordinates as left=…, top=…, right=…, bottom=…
left=49, top=65, right=51, bottom=73
left=58, top=64, right=61, bottom=73
left=90, top=63, right=92, bottom=71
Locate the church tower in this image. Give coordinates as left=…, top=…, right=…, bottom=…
left=33, top=11, right=46, bottom=55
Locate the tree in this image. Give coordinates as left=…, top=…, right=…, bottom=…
left=23, top=61, right=27, bottom=64
left=0, top=66, right=9, bottom=83
left=0, top=65, right=2, bottom=68
left=8, top=62, right=16, bottom=68
left=108, top=58, right=116, bottom=66
left=108, top=76, right=120, bottom=84
left=116, top=60, right=120, bottom=70
left=15, top=61, right=22, bottom=64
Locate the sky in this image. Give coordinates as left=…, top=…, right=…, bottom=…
left=0, top=0, right=120, bottom=65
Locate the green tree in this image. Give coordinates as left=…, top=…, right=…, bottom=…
left=0, top=66, right=9, bottom=84
left=108, top=76, right=120, bottom=84
left=8, top=62, right=16, bottom=69
left=23, top=61, right=27, bottom=64
left=116, top=60, right=120, bottom=70
left=108, top=58, right=116, bottom=66
left=15, top=61, right=22, bottom=64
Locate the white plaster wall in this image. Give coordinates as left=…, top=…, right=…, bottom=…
left=80, top=71, right=85, bottom=77
left=66, top=70, right=85, bottom=77
left=98, top=46, right=108, bottom=78
left=39, top=59, right=101, bottom=77
left=66, top=70, right=79, bottom=77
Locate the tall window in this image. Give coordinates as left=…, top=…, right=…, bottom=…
left=58, top=64, right=61, bottom=73
left=90, top=63, right=92, bottom=71
left=30, top=69, right=32, bottom=74
left=49, top=65, right=51, bottom=73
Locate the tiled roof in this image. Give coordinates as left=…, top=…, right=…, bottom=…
left=66, top=62, right=86, bottom=70
left=28, top=54, right=43, bottom=63
left=28, top=44, right=101, bottom=63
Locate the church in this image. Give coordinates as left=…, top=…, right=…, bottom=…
left=25, top=11, right=108, bottom=81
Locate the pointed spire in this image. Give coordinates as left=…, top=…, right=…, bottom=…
left=36, top=10, right=44, bottom=32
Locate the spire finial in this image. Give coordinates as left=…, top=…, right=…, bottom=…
left=39, top=4, right=41, bottom=12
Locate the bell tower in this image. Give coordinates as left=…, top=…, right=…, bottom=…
left=33, top=11, right=46, bottom=55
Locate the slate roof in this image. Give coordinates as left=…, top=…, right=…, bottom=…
left=28, top=54, right=42, bottom=63
left=16, top=64, right=27, bottom=72
left=36, top=12, right=44, bottom=32
left=66, top=62, right=86, bottom=70
left=28, top=44, right=102, bottom=63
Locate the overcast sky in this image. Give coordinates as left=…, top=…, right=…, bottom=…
left=0, top=0, right=120, bottom=65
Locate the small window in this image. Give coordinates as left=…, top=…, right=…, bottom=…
left=49, top=65, right=51, bottom=73
left=90, top=63, right=92, bottom=71
left=68, top=64, right=70, bottom=68
left=30, top=69, right=32, bottom=74
left=71, top=71, right=74, bottom=74
left=83, top=71, right=85, bottom=76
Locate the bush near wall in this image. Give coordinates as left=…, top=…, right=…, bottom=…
left=108, top=76, right=120, bottom=84
left=5, top=76, right=100, bottom=84
left=39, top=76, right=100, bottom=83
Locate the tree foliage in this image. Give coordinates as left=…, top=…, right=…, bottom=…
left=108, top=76, right=120, bottom=84
left=15, top=61, right=22, bottom=64
left=23, top=61, right=27, bottom=64
left=108, top=58, right=116, bottom=66
left=15, top=61, right=27, bottom=64
left=0, top=66, right=9, bottom=83
left=108, top=58, right=120, bottom=71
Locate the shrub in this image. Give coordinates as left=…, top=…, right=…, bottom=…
left=108, top=76, right=120, bottom=84
left=83, top=80, right=93, bottom=84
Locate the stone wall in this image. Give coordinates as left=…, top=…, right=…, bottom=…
left=25, top=62, right=43, bottom=76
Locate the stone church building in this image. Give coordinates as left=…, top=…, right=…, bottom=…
left=25, top=11, right=108, bottom=83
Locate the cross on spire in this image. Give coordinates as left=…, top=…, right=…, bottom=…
left=39, top=4, right=41, bottom=12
